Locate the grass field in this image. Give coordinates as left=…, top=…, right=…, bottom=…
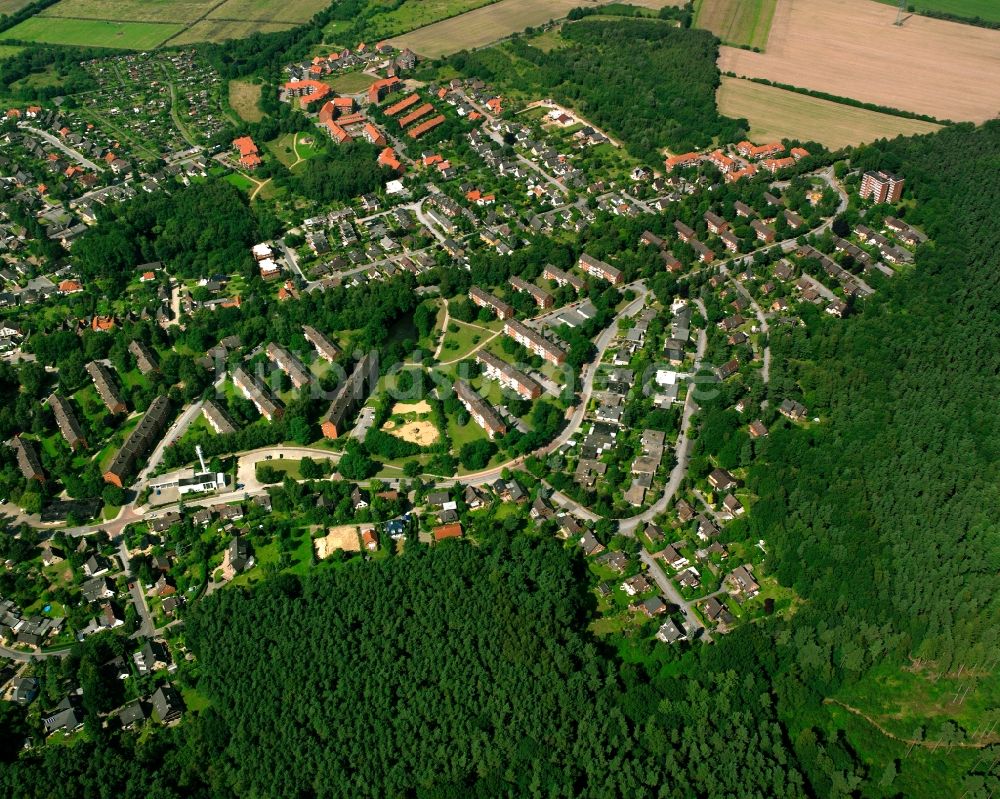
left=694, top=0, right=777, bottom=49
left=15, top=0, right=321, bottom=47
left=327, top=71, right=375, bottom=94
left=229, top=79, right=263, bottom=122
left=0, top=0, right=35, bottom=12
left=39, top=0, right=217, bottom=23
left=0, top=45, right=24, bottom=61
left=225, top=172, right=256, bottom=192
left=388, top=0, right=587, bottom=58
left=719, top=0, right=1000, bottom=123
left=5, top=16, right=183, bottom=48
left=207, top=0, right=328, bottom=23
left=168, top=19, right=289, bottom=45
left=347, top=0, right=496, bottom=39
left=717, top=77, right=942, bottom=148
left=875, top=0, right=1000, bottom=23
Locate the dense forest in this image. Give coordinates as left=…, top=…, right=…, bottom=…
left=0, top=538, right=807, bottom=798
left=71, top=181, right=277, bottom=296
left=440, top=18, right=746, bottom=159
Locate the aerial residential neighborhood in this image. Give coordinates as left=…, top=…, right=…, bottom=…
left=0, top=0, right=994, bottom=795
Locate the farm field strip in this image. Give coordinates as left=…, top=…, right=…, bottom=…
left=873, top=0, right=1000, bottom=24
left=388, top=0, right=588, bottom=58
left=3, top=17, right=184, bottom=49
left=719, top=0, right=1000, bottom=123
left=0, top=0, right=35, bottom=12
left=37, top=0, right=220, bottom=23
left=330, top=0, right=498, bottom=40
left=717, top=77, right=942, bottom=149
left=206, top=0, right=329, bottom=23
left=695, top=0, right=778, bottom=49
left=167, top=19, right=290, bottom=45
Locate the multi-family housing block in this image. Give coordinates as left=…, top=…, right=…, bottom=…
left=504, top=319, right=567, bottom=365
left=476, top=350, right=542, bottom=400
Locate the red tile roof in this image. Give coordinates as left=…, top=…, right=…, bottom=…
left=433, top=523, right=463, bottom=541
left=378, top=147, right=402, bottom=172
left=385, top=93, right=420, bottom=116
left=398, top=102, right=434, bottom=128
left=233, top=136, right=257, bottom=157
left=407, top=115, right=445, bottom=139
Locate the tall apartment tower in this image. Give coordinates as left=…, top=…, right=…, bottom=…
left=860, top=170, right=904, bottom=203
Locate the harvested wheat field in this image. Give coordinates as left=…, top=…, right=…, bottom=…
left=718, top=77, right=942, bottom=148
left=719, top=0, right=1000, bottom=123
left=314, top=525, right=361, bottom=558
left=388, top=0, right=585, bottom=58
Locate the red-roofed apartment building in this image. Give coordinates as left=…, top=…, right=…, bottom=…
left=368, top=77, right=401, bottom=105
left=665, top=151, right=701, bottom=171
left=378, top=147, right=403, bottom=172
left=283, top=80, right=332, bottom=110
left=736, top=141, right=784, bottom=159
left=232, top=136, right=261, bottom=170
left=362, top=123, right=386, bottom=147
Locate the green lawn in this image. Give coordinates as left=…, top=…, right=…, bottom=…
left=265, top=133, right=300, bottom=168
left=0, top=45, right=24, bottom=61
left=447, top=410, right=488, bottom=448
left=255, top=459, right=304, bottom=481
left=327, top=71, right=375, bottom=94
left=224, top=172, right=255, bottom=192
left=437, top=320, right=494, bottom=362
left=4, top=17, right=184, bottom=49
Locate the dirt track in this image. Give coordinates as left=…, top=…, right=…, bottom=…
left=719, top=0, right=1000, bottom=123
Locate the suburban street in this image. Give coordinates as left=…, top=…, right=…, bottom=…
left=18, top=123, right=101, bottom=171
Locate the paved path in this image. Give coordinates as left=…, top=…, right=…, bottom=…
left=431, top=301, right=450, bottom=359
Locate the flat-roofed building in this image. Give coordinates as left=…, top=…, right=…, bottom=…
left=103, top=395, right=171, bottom=487
left=266, top=343, right=312, bottom=390
left=47, top=393, right=86, bottom=450
left=476, top=350, right=541, bottom=400
left=503, top=319, right=567, bottom=365
left=454, top=380, right=506, bottom=439
left=320, top=352, right=379, bottom=439
left=86, top=361, right=127, bottom=415
left=303, top=325, right=340, bottom=362
left=232, top=367, right=284, bottom=422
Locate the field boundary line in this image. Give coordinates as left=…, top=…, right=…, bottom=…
left=158, top=0, right=232, bottom=48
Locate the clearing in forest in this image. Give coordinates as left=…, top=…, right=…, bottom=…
left=719, top=0, right=1000, bottom=122
left=314, top=525, right=361, bottom=557
left=229, top=80, right=263, bottom=122
left=717, top=77, right=942, bottom=149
